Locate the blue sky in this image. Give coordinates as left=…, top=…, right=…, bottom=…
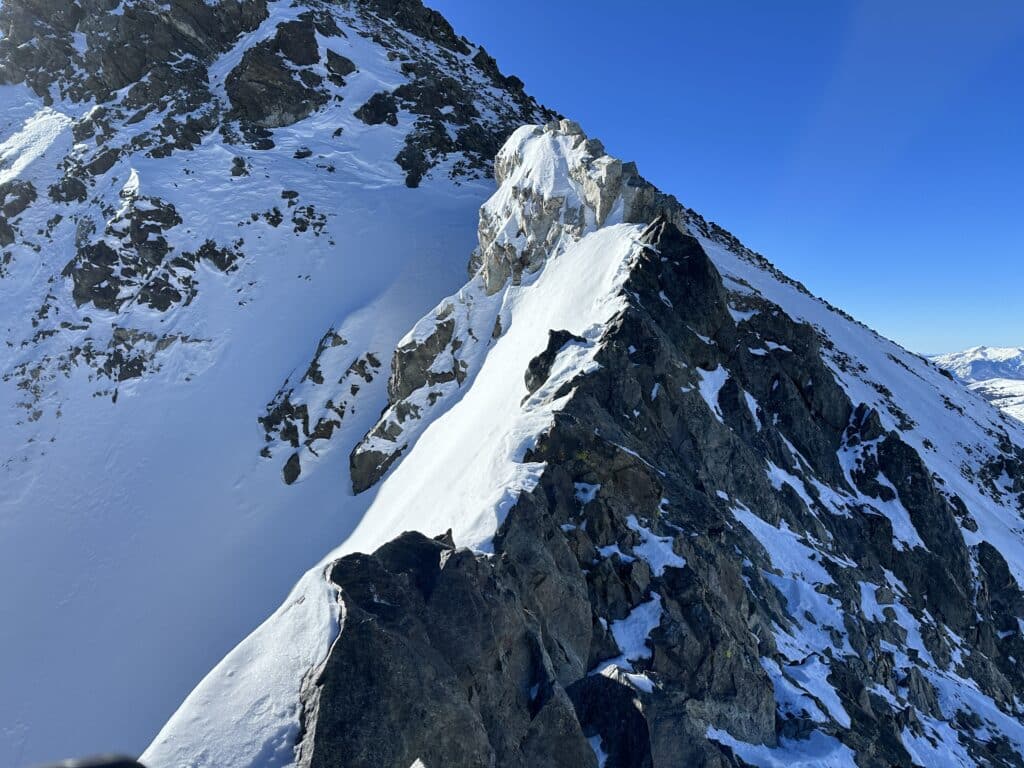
left=432, top=0, right=1023, bottom=354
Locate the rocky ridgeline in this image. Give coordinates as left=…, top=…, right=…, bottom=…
left=348, top=119, right=621, bottom=492
left=343, top=113, right=847, bottom=496
left=288, top=125, right=1024, bottom=766
left=0, top=0, right=553, bottom=431
left=274, top=117, right=835, bottom=490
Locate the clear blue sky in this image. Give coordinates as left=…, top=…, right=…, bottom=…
left=432, top=0, right=1023, bottom=355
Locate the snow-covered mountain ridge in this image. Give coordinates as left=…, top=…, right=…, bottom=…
left=933, top=347, right=1024, bottom=384
left=3, top=2, right=1024, bottom=767
left=147, top=118, right=1024, bottom=768
left=932, top=347, right=1024, bottom=423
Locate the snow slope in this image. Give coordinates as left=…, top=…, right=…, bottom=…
left=970, top=378, right=1024, bottom=422
left=142, top=121, right=649, bottom=768
left=144, top=120, right=644, bottom=768
left=146, top=216, right=645, bottom=768
left=0, top=88, right=478, bottom=765
left=4, top=2, right=1024, bottom=765
left=0, top=1, right=551, bottom=763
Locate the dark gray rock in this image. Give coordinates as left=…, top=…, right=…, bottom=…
left=296, top=531, right=594, bottom=768
left=325, top=50, right=356, bottom=82
left=300, top=214, right=1024, bottom=766
left=226, top=41, right=327, bottom=129
left=283, top=453, right=301, bottom=485
left=525, top=330, right=586, bottom=394
left=0, top=179, right=37, bottom=218
left=354, top=92, right=399, bottom=127
left=275, top=19, right=319, bottom=66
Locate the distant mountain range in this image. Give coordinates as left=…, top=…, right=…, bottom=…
left=932, top=346, right=1024, bottom=422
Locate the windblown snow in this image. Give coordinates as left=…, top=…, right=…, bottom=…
left=0, top=1, right=532, bottom=761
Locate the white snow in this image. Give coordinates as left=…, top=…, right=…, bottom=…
left=729, top=306, right=758, bottom=323
left=601, top=593, right=663, bottom=671
left=744, top=390, right=762, bottom=429
left=143, top=569, right=340, bottom=768
left=782, top=656, right=850, bottom=728
left=707, top=727, right=857, bottom=768
left=341, top=224, right=640, bottom=556
left=142, top=154, right=645, bottom=764
left=2, top=34, right=1022, bottom=760
left=968, top=377, right=1024, bottom=422
left=0, top=6, right=535, bottom=762
left=574, top=482, right=601, bottom=505
left=696, top=365, right=729, bottom=423
left=626, top=514, right=686, bottom=576
left=931, top=345, right=1024, bottom=384
left=732, top=506, right=833, bottom=586
left=0, top=106, right=73, bottom=185
left=587, top=735, right=609, bottom=767
left=699, top=231, right=1024, bottom=592
left=760, top=657, right=827, bottom=723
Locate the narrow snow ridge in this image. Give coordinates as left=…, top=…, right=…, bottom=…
left=345, top=221, right=640, bottom=554
left=143, top=126, right=646, bottom=768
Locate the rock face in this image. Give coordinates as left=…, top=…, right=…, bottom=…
left=5, top=2, right=1024, bottom=767
left=297, top=186, right=1024, bottom=765
left=342, top=119, right=846, bottom=496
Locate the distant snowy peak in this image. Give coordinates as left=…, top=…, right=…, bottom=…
left=932, top=346, right=1024, bottom=383
left=932, top=346, right=1024, bottom=422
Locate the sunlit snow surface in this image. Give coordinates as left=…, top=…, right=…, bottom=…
left=932, top=346, right=1024, bottom=422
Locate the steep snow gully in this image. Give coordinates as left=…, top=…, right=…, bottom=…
left=1, top=1, right=1023, bottom=767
